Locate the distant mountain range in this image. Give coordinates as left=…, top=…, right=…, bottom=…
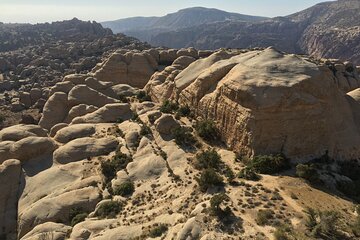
left=102, top=1, right=360, bottom=64
left=101, top=7, right=268, bottom=43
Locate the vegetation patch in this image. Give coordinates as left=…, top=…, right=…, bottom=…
left=148, top=224, right=168, bottom=238
left=95, top=201, right=123, bottom=219
left=69, top=207, right=88, bottom=226
left=256, top=209, right=274, bottom=226
left=195, top=149, right=222, bottom=170
left=175, top=105, right=191, bottom=118
left=295, top=163, right=320, bottom=183
left=172, top=126, right=197, bottom=146
left=113, top=181, right=135, bottom=197
left=210, top=193, right=231, bottom=218
left=247, top=154, right=290, bottom=174
left=196, top=168, right=224, bottom=192
left=136, top=91, right=151, bottom=102
left=0, top=114, right=5, bottom=124
left=238, top=167, right=261, bottom=181
left=160, top=100, right=179, bottom=114
left=140, top=124, right=152, bottom=137
left=195, top=119, right=219, bottom=142
left=101, top=151, right=132, bottom=183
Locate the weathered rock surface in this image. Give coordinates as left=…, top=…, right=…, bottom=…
left=148, top=48, right=360, bottom=161
left=39, top=92, right=69, bottom=130
left=0, top=159, right=21, bottom=239
left=53, top=137, right=119, bottom=164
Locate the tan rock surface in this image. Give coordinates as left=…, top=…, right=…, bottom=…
left=39, top=92, right=69, bottom=130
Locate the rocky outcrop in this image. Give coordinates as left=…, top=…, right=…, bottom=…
left=0, top=159, right=21, bottom=239
left=147, top=48, right=360, bottom=161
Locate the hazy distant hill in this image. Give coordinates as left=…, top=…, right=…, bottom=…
left=101, top=7, right=268, bottom=42
left=103, top=1, right=360, bottom=64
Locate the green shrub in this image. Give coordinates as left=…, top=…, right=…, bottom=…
left=305, top=208, right=341, bottom=238
left=95, top=201, right=123, bottom=219
left=71, top=213, right=88, bottom=226
left=69, top=207, right=88, bottom=226
left=256, top=209, right=274, bottom=226
left=210, top=193, right=231, bottom=217
left=248, top=154, right=289, bottom=174
left=224, top=166, right=235, bottom=183
left=195, top=149, right=222, bottom=170
left=140, top=125, right=152, bottom=136
left=114, top=181, right=135, bottom=197
left=172, top=127, right=196, bottom=146
left=136, top=91, right=151, bottom=102
left=176, top=105, right=191, bottom=117
left=149, top=224, right=168, bottom=238
left=296, top=164, right=319, bottom=183
left=160, top=100, right=178, bottom=113
left=118, top=94, right=129, bottom=103
left=238, top=167, right=261, bottom=181
left=101, top=152, right=132, bottom=183
left=195, top=119, right=219, bottom=142
left=197, top=168, right=224, bottom=192
left=273, top=224, right=294, bottom=240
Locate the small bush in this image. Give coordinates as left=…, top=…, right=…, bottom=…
left=149, top=224, right=168, bottom=238
left=195, top=119, right=219, bottom=142
left=238, top=167, right=261, bottom=181
left=305, top=208, right=342, bottom=238
left=71, top=213, right=88, bottom=226
left=296, top=164, right=320, bottom=183
left=195, top=149, right=222, bottom=170
left=140, top=125, right=152, bottom=136
left=273, top=224, right=294, bottom=240
left=172, top=127, right=196, bottom=146
left=136, top=91, right=151, bottom=102
left=160, top=100, right=178, bottom=113
left=224, top=166, right=235, bottom=183
left=176, top=105, right=191, bottom=117
left=210, top=193, right=231, bottom=218
left=95, top=201, right=123, bottom=219
left=256, top=209, right=274, bottom=226
left=248, top=154, right=289, bottom=174
left=197, top=168, right=224, bottom=192
left=118, top=94, right=129, bottom=103
left=114, top=181, right=135, bottom=197
left=101, top=152, right=132, bottom=183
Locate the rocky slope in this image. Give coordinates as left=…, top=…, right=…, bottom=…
left=105, top=0, right=360, bottom=65
left=0, top=47, right=360, bottom=240
left=0, top=18, right=150, bottom=129
left=101, top=7, right=267, bottom=43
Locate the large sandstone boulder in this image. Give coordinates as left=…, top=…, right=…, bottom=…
left=0, top=159, right=21, bottom=239
left=53, top=137, right=119, bottom=164
left=68, top=85, right=119, bottom=108
left=155, top=114, right=180, bottom=135
left=0, top=137, right=57, bottom=164
left=0, top=124, right=48, bottom=141
left=71, top=103, right=133, bottom=124
left=64, top=104, right=98, bottom=123
left=149, top=48, right=360, bottom=161
left=54, top=124, right=96, bottom=143
left=21, top=222, right=72, bottom=240
left=39, top=92, right=69, bottom=130
left=92, top=51, right=157, bottom=88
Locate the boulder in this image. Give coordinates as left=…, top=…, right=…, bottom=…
left=65, top=104, right=98, bottom=123
left=0, top=159, right=21, bottom=239
left=50, top=123, right=69, bottom=137
left=30, top=88, right=42, bottom=105
left=10, top=137, right=57, bottom=162
left=53, top=137, right=119, bottom=164
left=20, top=222, right=72, bottom=240
left=50, top=81, right=75, bottom=96
left=54, top=124, right=96, bottom=143
left=155, top=114, right=180, bottom=135
left=63, top=74, right=88, bottom=85
left=19, top=92, right=32, bottom=108
left=0, top=124, right=48, bottom=141
left=71, top=103, right=133, bottom=124
left=39, top=92, right=69, bottom=130
left=68, top=85, right=119, bottom=108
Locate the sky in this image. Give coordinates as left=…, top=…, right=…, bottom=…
left=0, top=0, right=332, bottom=24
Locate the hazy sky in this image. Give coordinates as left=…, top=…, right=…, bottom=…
left=0, top=0, right=332, bottom=23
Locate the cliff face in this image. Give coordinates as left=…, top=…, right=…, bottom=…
left=146, top=47, right=360, bottom=161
